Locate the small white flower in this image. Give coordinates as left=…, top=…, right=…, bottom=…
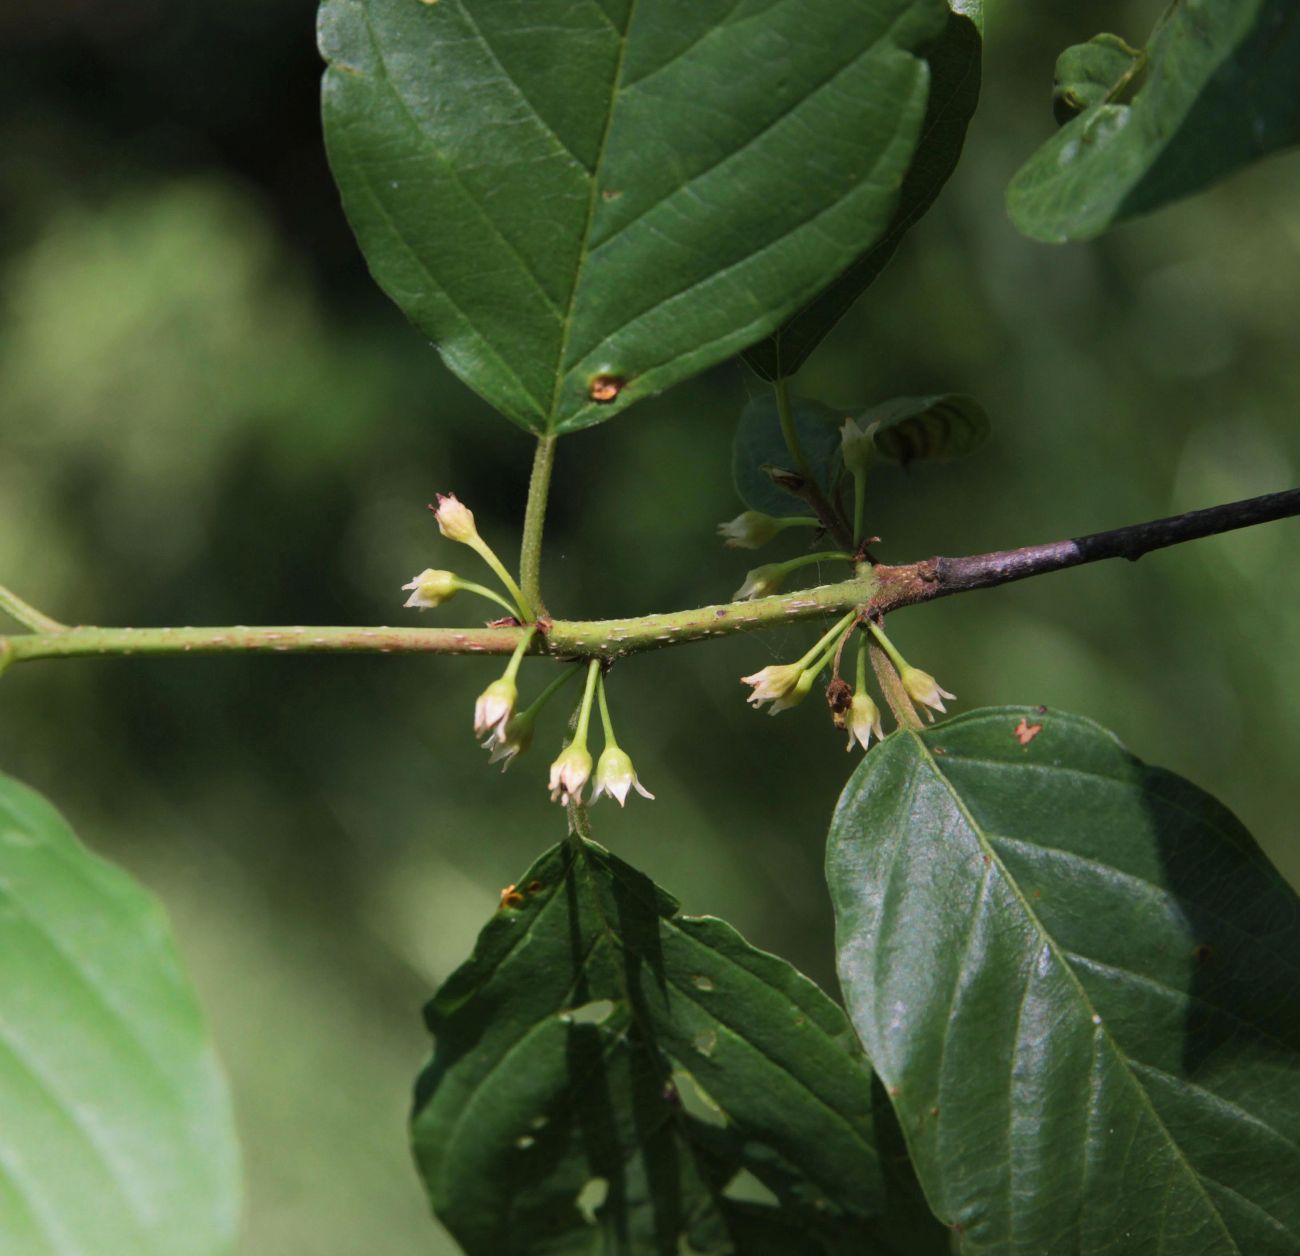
left=717, top=511, right=780, bottom=550
left=592, top=747, right=654, bottom=806
left=548, top=743, right=593, bottom=804
left=401, top=568, right=459, bottom=610
left=845, top=690, right=885, bottom=752
left=841, top=416, right=877, bottom=476
left=473, top=677, right=517, bottom=739
left=741, top=663, right=816, bottom=715
left=432, top=493, right=478, bottom=544
left=900, top=666, right=955, bottom=721
left=482, top=715, right=532, bottom=771
left=734, top=564, right=785, bottom=600
left=740, top=663, right=803, bottom=709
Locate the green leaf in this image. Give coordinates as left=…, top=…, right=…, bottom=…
left=1009, top=1, right=1300, bottom=243
left=411, top=835, right=941, bottom=1254
left=827, top=707, right=1300, bottom=1254
left=318, top=0, right=948, bottom=434
left=1052, top=33, right=1143, bottom=126
left=733, top=392, right=844, bottom=519
left=862, top=393, right=988, bottom=466
left=745, top=2, right=983, bottom=381
left=0, top=772, right=239, bottom=1256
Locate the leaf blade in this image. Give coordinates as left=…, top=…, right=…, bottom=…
left=412, top=836, right=945, bottom=1254
left=827, top=707, right=1300, bottom=1254
left=320, top=0, right=949, bottom=432
left=0, top=773, right=240, bottom=1256
left=1008, top=0, right=1300, bottom=242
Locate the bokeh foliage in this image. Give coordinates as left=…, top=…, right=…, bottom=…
left=1, top=1, right=1298, bottom=1251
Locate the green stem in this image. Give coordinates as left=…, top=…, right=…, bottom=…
left=519, top=434, right=557, bottom=615
left=0, top=571, right=879, bottom=667
left=775, top=550, right=854, bottom=576
left=855, top=635, right=868, bottom=692
left=0, top=584, right=67, bottom=635
left=520, top=663, right=581, bottom=723
left=502, top=624, right=538, bottom=683
left=596, top=673, right=619, bottom=750
left=774, top=377, right=814, bottom=483
left=773, top=516, right=820, bottom=535
left=457, top=580, right=524, bottom=619
left=852, top=472, right=865, bottom=546
left=867, top=620, right=908, bottom=673
left=773, top=379, right=852, bottom=548
left=468, top=537, right=534, bottom=624
left=795, top=610, right=859, bottom=671
left=573, top=658, right=601, bottom=746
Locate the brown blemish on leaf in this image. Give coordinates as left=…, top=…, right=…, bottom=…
left=982, top=853, right=991, bottom=866
left=1036, top=704, right=1049, bottom=715
left=525, top=879, right=545, bottom=895
left=932, top=746, right=947, bottom=756
left=888, top=1086, right=901, bottom=1098
left=930, top=1106, right=940, bottom=1117
left=1014, top=717, right=1044, bottom=747
left=600, top=188, right=621, bottom=201
left=1193, top=943, right=1213, bottom=965
left=499, top=884, right=525, bottom=909
left=589, top=374, right=624, bottom=403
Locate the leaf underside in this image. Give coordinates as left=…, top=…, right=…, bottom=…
left=862, top=392, right=989, bottom=465
left=0, top=773, right=240, bottom=1256
left=732, top=392, right=845, bottom=519
left=828, top=707, right=1300, bottom=1254
left=1009, top=0, right=1300, bottom=242
left=410, top=836, right=947, bottom=1254
left=319, top=0, right=948, bottom=434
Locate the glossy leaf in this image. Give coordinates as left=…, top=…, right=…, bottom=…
left=0, top=772, right=240, bottom=1256
left=745, top=2, right=983, bottom=381
left=828, top=707, right=1300, bottom=1254
left=863, top=393, right=988, bottom=466
left=733, top=392, right=845, bottom=519
left=1009, top=1, right=1300, bottom=242
left=1052, top=33, right=1143, bottom=126
left=319, top=0, right=948, bottom=434
left=411, top=835, right=942, bottom=1254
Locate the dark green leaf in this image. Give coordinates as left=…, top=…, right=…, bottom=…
left=1052, top=33, right=1144, bottom=126
left=411, top=835, right=936, bottom=1254
left=733, top=392, right=845, bottom=519
left=744, top=2, right=983, bottom=381
left=319, top=0, right=948, bottom=434
left=863, top=393, right=988, bottom=465
left=828, top=707, right=1300, bottom=1254
left=1009, top=1, right=1300, bottom=242
left=0, top=772, right=240, bottom=1256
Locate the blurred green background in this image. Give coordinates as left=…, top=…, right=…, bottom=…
left=1, top=1, right=1297, bottom=1251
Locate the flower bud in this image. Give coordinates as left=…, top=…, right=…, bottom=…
left=592, top=746, right=655, bottom=806
left=432, top=493, right=479, bottom=544
left=900, top=666, right=955, bottom=720
left=845, top=690, right=885, bottom=752
left=473, top=677, right=517, bottom=738
left=401, top=568, right=459, bottom=610
left=841, top=417, right=876, bottom=476
left=734, top=564, right=785, bottom=600
left=717, top=511, right=780, bottom=550
left=548, top=743, right=593, bottom=805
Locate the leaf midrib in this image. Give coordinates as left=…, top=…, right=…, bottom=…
left=909, top=731, right=1240, bottom=1253
left=543, top=0, right=639, bottom=430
